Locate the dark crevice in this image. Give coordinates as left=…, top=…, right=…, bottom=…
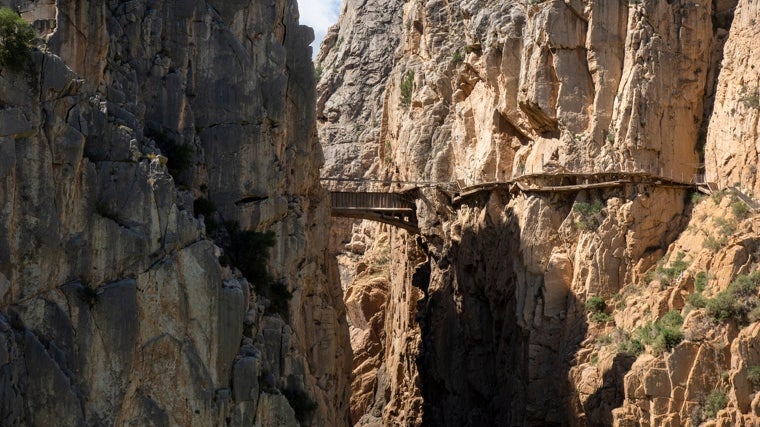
left=234, top=195, right=269, bottom=206
left=696, top=1, right=738, bottom=162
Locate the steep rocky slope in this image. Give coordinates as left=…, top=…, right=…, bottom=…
left=0, top=0, right=349, bottom=425
left=318, top=0, right=760, bottom=426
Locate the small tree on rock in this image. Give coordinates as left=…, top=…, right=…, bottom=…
left=0, top=8, right=34, bottom=70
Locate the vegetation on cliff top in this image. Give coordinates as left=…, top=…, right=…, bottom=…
left=0, top=7, right=34, bottom=70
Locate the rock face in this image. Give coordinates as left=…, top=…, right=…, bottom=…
left=319, top=0, right=760, bottom=426
left=0, top=0, right=350, bottom=426
left=705, top=0, right=760, bottom=196
left=317, top=0, right=405, bottom=189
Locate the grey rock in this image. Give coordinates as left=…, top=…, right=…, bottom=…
left=218, top=282, right=246, bottom=385
left=22, top=330, right=85, bottom=427
left=0, top=108, right=33, bottom=137
left=0, top=137, right=16, bottom=179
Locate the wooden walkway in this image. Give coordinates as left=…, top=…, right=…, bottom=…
left=323, top=170, right=724, bottom=233
left=452, top=171, right=711, bottom=203
left=329, top=192, right=419, bottom=233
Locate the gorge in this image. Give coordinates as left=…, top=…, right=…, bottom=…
left=0, top=0, right=759, bottom=426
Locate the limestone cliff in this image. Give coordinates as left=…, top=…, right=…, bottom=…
left=0, top=0, right=350, bottom=426
left=318, top=0, right=760, bottom=426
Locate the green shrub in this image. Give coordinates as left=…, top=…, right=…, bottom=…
left=650, top=310, right=684, bottom=353
left=659, top=310, right=684, bottom=329
left=703, top=235, right=728, bottom=251
left=618, top=338, right=644, bottom=356
left=193, top=197, right=218, bottom=233
left=706, top=271, right=760, bottom=325
left=574, top=200, right=604, bottom=217
left=740, top=89, right=760, bottom=109
left=695, top=271, right=708, bottom=292
left=146, top=129, right=194, bottom=179
left=204, top=217, right=220, bottom=234
left=714, top=217, right=737, bottom=237
left=282, top=388, right=318, bottom=423
left=654, top=327, right=683, bottom=354
left=688, top=292, right=707, bottom=309
left=596, top=334, right=612, bottom=345
left=591, top=312, right=613, bottom=323
left=749, top=306, right=760, bottom=323
left=707, top=292, right=741, bottom=322
left=747, top=366, right=760, bottom=390
left=222, top=225, right=292, bottom=319
left=0, top=8, right=35, bottom=70
left=452, top=50, right=463, bottom=65
left=656, top=252, right=690, bottom=284
left=166, top=144, right=193, bottom=177
left=704, top=389, right=728, bottom=419
left=636, top=311, right=684, bottom=355
left=399, top=70, right=414, bottom=106
left=263, top=280, right=292, bottom=319
left=712, top=190, right=728, bottom=204
left=732, top=200, right=751, bottom=220
left=690, top=192, right=706, bottom=204
left=730, top=272, right=760, bottom=297
left=585, top=295, right=606, bottom=313
left=314, top=65, right=323, bottom=81
left=230, top=229, right=276, bottom=287
left=574, top=200, right=605, bottom=230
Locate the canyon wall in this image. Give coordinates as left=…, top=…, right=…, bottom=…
left=0, top=0, right=350, bottom=425
left=319, top=0, right=760, bottom=426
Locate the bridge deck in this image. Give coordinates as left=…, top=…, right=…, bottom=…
left=330, top=192, right=415, bottom=210
left=329, top=192, right=419, bottom=233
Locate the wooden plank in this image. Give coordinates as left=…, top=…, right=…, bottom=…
left=330, top=192, right=415, bottom=210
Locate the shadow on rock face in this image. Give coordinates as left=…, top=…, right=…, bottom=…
left=413, top=192, right=588, bottom=427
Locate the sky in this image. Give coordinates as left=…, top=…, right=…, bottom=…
left=298, top=0, right=341, bottom=58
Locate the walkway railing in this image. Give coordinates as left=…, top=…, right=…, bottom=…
left=322, top=164, right=709, bottom=193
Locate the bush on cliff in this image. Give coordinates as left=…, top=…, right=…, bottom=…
left=585, top=295, right=606, bottom=313
left=704, top=389, right=727, bottom=419
left=146, top=129, right=194, bottom=180
left=706, top=271, right=760, bottom=325
left=573, top=200, right=604, bottom=230
left=648, top=252, right=690, bottom=286
left=636, top=310, right=684, bottom=355
left=0, top=8, right=34, bottom=70
left=224, top=222, right=292, bottom=319
left=193, top=197, right=218, bottom=232
left=399, top=70, right=414, bottom=106
left=747, top=366, right=760, bottom=390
